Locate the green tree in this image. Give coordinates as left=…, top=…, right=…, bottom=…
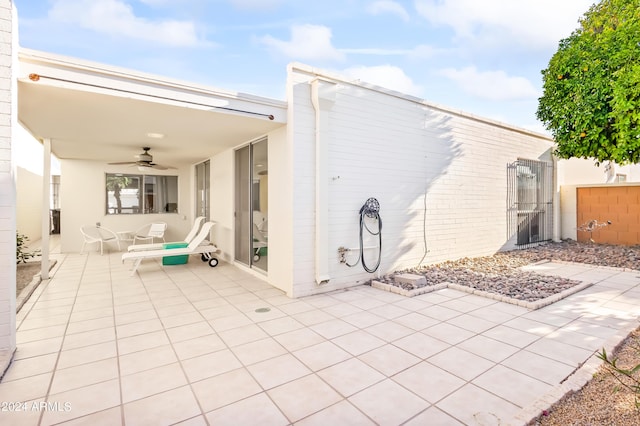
left=536, top=0, right=640, bottom=165
left=106, top=175, right=131, bottom=214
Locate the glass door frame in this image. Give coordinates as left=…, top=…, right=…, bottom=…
left=234, top=138, right=268, bottom=272
left=195, top=160, right=210, bottom=222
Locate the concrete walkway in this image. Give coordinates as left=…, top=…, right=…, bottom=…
left=1, top=251, right=639, bottom=425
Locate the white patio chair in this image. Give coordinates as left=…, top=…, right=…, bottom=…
left=133, top=222, right=167, bottom=245
left=80, top=225, right=121, bottom=255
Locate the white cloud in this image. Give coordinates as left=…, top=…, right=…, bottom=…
left=228, top=0, right=284, bottom=11
left=410, top=44, right=440, bottom=58
left=438, top=66, right=539, bottom=101
left=415, top=0, right=593, bottom=49
left=48, top=0, right=205, bottom=47
left=138, top=0, right=170, bottom=5
left=367, top=1, right=411, bottom=22
left=341, top=44, right=439, bottom=58
left=341, top=65, right=422, bottom=96
left=341, top=47, right=413, bottom=55
left=260, top=24, right=345, bottom=62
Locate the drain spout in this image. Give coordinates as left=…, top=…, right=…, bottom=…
left=311, top=78, right=336, bottom=286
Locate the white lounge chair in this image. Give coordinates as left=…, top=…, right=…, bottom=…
left=127, top=216, right=205, bottom=252
left=122, top=222, right=219, bottom=275
left=132, top=222, right=167, bottom=245
left=252, top=222, right=268, bottom=262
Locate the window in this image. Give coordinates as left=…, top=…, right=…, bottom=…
left=616, top=174, right=627, bottom=183
left=106, top=173, right=178, bottom=214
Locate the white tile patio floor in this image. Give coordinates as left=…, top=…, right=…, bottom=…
left=2, top=251, right=640, bottom=425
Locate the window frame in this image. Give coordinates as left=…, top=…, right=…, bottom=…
left=105, top=173, right=179, bottom=215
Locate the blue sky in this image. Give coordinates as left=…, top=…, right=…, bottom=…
left=14, top=0, right=595, bottom=132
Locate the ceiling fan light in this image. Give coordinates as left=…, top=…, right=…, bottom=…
left=137, top=165, right=151, bottom=172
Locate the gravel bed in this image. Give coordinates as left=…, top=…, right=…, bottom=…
left=498, top=239, right=640, bottom=270
left=530, top=327, right=640, bottom=426
left=377, top=240, right=640, bottom=302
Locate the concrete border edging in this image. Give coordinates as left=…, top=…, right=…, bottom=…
left=16, top=259, right=58, bottom=313
left=513, top=319, right=640, bottom=425
left=371, top=270, right=593, bottom=311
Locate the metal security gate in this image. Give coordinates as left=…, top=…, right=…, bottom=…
left=507, top=159, right=554, bottom=248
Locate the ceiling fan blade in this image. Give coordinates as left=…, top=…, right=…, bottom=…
left=150, top=163, right=175, bottom=170
left=109, top=147, right=176, bottom=170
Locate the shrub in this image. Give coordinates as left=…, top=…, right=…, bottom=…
left=597, top=346, right=640, bottom=409
left=16, top=232, right=40, bottom=264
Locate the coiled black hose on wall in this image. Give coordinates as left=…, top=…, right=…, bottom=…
left=345, top=198, right=382, bottom=273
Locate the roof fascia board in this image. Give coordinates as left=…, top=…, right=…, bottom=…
left=19, top=48, right=287, bottom=121
left=288, top=62, right=552, bottom=143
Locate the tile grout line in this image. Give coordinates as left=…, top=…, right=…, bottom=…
left=8, top=256, right=640, bottom=425
left=214, top=269, right=304, bottom=425
left=47, top=252, right=125, bottom=426
left=110, top=252, right=127, bottom=426
left=169, top=264, right=248, bottom=425
left=146, top=262, right=285, bottom=424
left=40, top=253, right=90, bottom=426
left=127, top=261, right=212, bottom=424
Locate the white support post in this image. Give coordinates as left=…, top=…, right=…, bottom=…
left=553, top=155, right=562, bottom=242
left=41, top=138, right=52, bottom=279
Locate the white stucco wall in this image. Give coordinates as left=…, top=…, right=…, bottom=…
left=0, top=0, right=17, bottom=370
left=614, top=164, right=640, bottom=182
left=558, top=158, right=607, bottom=185
left=265, top=125, right=292, bottom=294
left=12, top=123, right=63, bottom=244
left=15, top=166, right=43, bottom=241
left=14, top=125, right=45, bottom=242
left=288, top=65, right=555, bottom=297
left=60, top=160, right=192, bottom=253
left=210, top=150, right=234, bottom=261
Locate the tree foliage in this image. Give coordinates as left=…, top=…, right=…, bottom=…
left=536, top=0, right=640, bottom=164
left=106, top=175, right=132, bottom=214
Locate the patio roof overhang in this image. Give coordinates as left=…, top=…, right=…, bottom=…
left=17, top=48, right=287, bottom=167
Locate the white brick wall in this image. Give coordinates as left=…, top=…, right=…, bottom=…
left=288, top=65, right=554, bottom=297
left=0, top=0, right=17, bottom=367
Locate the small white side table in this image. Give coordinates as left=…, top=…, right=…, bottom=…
left=117, top=231, right=135, bottom=248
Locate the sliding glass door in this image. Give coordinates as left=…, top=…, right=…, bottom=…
left=235, top=139, right=268, bottom=271
left=195, top=160, right=210, bottom=221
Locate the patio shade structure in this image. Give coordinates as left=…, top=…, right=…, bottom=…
left=16, top=48, right=287, bottom=279
left=18, top=49, right=286, bottom=170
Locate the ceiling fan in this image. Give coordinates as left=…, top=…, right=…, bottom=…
left=108, top=147, right=174, bottom=170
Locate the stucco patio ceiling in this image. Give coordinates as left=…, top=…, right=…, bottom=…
left=17, top=49, right=287, bottom=169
